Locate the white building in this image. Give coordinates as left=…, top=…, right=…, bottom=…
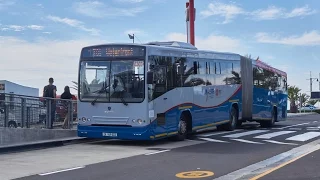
left=0, top=80, right=39, bottom=96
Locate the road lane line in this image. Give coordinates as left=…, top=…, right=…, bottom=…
left=254, top=131, right=295, bottom=139
left=263, top=140, right=298, bottom=145
left=199, top=129, right=243, bottom=137
left=249, top=150, right=316, bottom=180
left=39, top=166, right=85, bottom=176
left=223, top=130, right=269, bottom=138
left=212, top=138, right=320, bottom=180
left=286, top=132, right=320, bottom=142
left=274, top=122, right=310, bottom=130
left=232, top=139, right=264, bottom=144
left=144, top=150, right=170, bottom=155
left=199, top=138, right=229, bottom=143
left=288, top=128, right=302, bottom=130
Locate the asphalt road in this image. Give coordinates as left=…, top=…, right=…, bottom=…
left=5, top=114, right=320, bottom=180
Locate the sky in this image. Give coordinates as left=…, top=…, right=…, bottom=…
left=0, top=0, right=320, bottom=98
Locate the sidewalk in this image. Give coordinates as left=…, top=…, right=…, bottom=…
left=287, top=112, right=317, bottom=117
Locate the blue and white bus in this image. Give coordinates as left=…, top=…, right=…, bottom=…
left=77, top=41, right=288, bottom=141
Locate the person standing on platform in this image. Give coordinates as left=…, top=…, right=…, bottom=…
left=43, top=77, right=57, bottom=129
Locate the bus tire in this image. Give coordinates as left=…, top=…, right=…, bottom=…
left=260, top=108, right=276, bottom=128
left=225, top=107, right=238, bottom=131
left=175, top=114, right=188, bottom=141
left=217, top=107, right=238, bottom=131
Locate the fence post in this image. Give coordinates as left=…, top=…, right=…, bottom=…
left=46, top=99, right=52, bottom=129
left=26, top=107, right=30, bottom=128
left=21, top=97, right=26, bottom=128
left=68, top=101, right=73, bottom=129
left=4, top=104, right=8, bottom=127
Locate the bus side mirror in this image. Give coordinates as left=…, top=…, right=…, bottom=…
left=147, top=71, right=154, bottom=84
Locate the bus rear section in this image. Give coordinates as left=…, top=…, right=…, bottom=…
left=77, top=44, right=154, bottom=140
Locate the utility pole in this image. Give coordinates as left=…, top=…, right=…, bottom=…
left=307, top=71, right=319, bottom=95
left=185, top=0, right=196, bottom=46
left=310, top=71, right=312, bottom=92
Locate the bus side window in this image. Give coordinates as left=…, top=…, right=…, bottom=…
left=193, top=61, right=197, bottom=74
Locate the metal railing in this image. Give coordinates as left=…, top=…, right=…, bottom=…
left=0, top=93, right=77, bottom=129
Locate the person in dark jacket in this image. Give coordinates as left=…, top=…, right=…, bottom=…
left=61, top=86, right=73, bottom=129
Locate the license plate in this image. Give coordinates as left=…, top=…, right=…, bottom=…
left=102, top=132, right=117, bottom=137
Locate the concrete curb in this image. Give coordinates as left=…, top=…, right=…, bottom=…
left=0, top=137, right=89, bottom=154
left=287, top=112, right=317, bottom=118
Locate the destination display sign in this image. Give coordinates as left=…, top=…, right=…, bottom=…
left=81, top=45, right=146, bottom=58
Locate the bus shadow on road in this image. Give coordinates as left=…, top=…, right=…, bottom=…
left=86, top=138, right=176, bottom=147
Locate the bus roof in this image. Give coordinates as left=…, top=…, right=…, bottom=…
left=81, top=41, right=287, bottom=75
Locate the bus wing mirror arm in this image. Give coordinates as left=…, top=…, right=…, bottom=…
left=147, top=71, right=154, bottom=84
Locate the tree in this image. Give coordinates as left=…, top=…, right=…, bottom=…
left=308, top=99, right=319, bottom=106
left=71, top=81, right=78, bottom=91
left=299, top=93, right=310, bottom=107
left=287, top=85, right=301, bottom=113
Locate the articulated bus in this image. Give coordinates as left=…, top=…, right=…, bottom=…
left=77, top=41, right=288, bottom=141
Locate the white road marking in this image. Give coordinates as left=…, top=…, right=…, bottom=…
left=39, top=166, right=85, bottom=176
left=254, top=131, right=296, bottom=139
left=288, top=128, right=302, bottom=130
left=144, top=150, right=170, bottom=156
left=198, top=129, right=243, bottom=137
left=274, top=122, right=310, bottom=130
left=263, top=140, right=298, bottom=145
left=223, top=130, right=269, bottom=138
left=286, top=132, right=320, bottom=142
left=198, top=138, right=229, bottom=143
left=232, top=139, right=264, bottom=144
left=213, top=139, right=320, bottom=180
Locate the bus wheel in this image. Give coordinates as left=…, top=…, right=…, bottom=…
left=217, top=107, right=237, bottom=131
left=175, top=114, right=188, bottom=141
left=260, top=110, right=276, bottom=128
left=225, top=107, right=237, bottom=131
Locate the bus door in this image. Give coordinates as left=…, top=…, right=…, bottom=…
left=152, top=65, right=169, bottom=135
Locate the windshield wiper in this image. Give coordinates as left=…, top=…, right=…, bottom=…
left=119, top=91, right=128, bottom=106
left=91, top=85, right=109, bottom=106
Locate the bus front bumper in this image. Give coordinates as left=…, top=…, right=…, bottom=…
left=77, top=125, right=153, bottom=140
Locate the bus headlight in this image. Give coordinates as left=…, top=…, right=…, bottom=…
left=132, top=119, right=143, bottom=124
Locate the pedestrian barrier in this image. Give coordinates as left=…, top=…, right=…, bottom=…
left=0, top=93, right=77, bottom=129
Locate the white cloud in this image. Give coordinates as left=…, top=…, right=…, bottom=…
left=285, top=5, right=317, bottom=18
left=7, top=25, right=25, bottom=31
left=256, top=31, right=320, bottom=46
left=251, top=5, right=317, bottom=20
left=42, top=32, right=52, bottom=34
left=201, top=2, right=317, bottom=23
left=47, top=15, right=100, bottom=36
left=200, top=1, right=245, bottom=24
left=0, top=36, right=107, bottom=95
left=0, top=24, right=44, bottom=31
left=73, top=1, right=147, bottom=18
left=251, top=6, right=284, bottom=20
left=27, top=25, right=44, bottom=30
left=164, top=32, right=245, bottom=54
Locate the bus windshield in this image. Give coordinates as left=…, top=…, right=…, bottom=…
left=79, top=60, right=145, bottom=103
